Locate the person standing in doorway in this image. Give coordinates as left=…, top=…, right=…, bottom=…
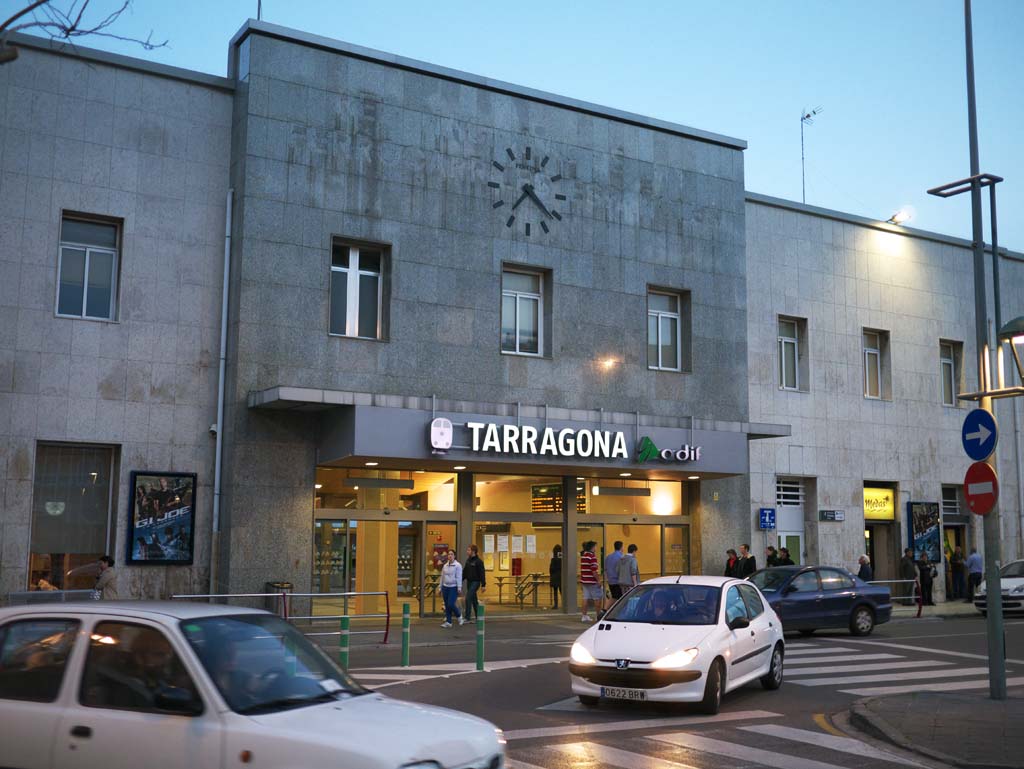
left=549, top=544, right=562, bottom=609
left=857, top=554, right=873, bottom=582
left=777, top=547, right=795, bottom=566
left=94, top=556, right=119, bottom=600
left=917, top=551, right=935, bottom=606
left=463, top=545, right=486, bottom=622
left=438, top=550, right=464, bottom=628
left=900, top=548, right=918, bottom=603
left=738, top=544, right=757, bottom=578
left=965, top=547, right=984, bottom=603
left=765, top=546, right=780, bottom=567
left=617, top=544, right=640, bottom=592
left=579, top=541, right=601, bottom=622
left=724, top=549, right=740, bottom=577
left=950, top=546, right=966, bottom=600
left=604, top=541, right=624, bottom=602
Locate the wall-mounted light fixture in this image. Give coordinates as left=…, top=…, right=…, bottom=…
left=886, top=210, right=911, bottom=225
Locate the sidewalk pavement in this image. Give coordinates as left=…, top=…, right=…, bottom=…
left=850, top=689, right=1024, bottom=769
left=891, top=600, right=981, bottom=619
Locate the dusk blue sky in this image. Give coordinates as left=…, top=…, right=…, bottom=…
left=12, top=0, right=1024, bottom=250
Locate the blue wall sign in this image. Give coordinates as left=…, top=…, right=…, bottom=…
left=759, top=507, right=776, bottom=530
left=961, top=409, right=997, bottom=462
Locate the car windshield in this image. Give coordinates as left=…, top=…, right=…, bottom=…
left=749, top=569, right=791, bottom=593
left=603, top=584, right=720, bottom=625
left=180, top=614, right=366, bottom=715
left=1001, top=561, right=1024, bottom=579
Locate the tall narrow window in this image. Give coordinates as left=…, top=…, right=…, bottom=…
left=501, top=269, right=542, bottom=355
left=863, top=331, right=881, bottom=399
left=648, top=292, right=681, bottom=371
left=57, top=216, right=119, bottom=320
left=330, top=242, right=384, bottom=339
left=778, top=318, right=799, bottom=390
left=941, top=485, right=961, bottom=516
left=940, top=341, right=957, bottom=406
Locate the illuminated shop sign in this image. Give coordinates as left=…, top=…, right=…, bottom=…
left=635, top=436, right=702, bottom=463
left=466, top=421, right=629, bottom=459
left=863, top=487, right=896, bottom=520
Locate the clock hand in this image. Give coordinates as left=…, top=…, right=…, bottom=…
left=510, top=189, right=530, bottom=211
left=523, top=184, right=552, bottom=218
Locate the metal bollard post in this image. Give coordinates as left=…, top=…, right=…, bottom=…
left=401, top=603, right=411, bottom=667
left=339, top=615, right=350, bottom=669
left=476, top=602, right=485, bottom=671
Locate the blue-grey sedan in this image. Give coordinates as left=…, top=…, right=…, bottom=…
left=748, top=566, right=892, bottom=636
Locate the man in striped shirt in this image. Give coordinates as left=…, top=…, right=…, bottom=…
left=580, top=540, right=602, bottom=622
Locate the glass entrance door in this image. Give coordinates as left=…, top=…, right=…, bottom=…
left=422, top=522, right=457, bottom=616
left=779, top=531, right=803, bottom=565
left=663, top=524, right=690, bottom=575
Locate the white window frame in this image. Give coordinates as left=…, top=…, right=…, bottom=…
left=329, top=245, right=383, bottom=339
left=778, top=318, right=799, bottom=390
left=55, top=221, right=119, bottom=321
left=941, top=485, right=961, bottom=516
left=647, top=291, right=682, bottom=372
left=940, top=342, right=956, bottom=406
left=776, top=478, right=805, bottom=508
left=863, top=331, right=881, bottom=399
left=501, top=269, right=543, bottom=357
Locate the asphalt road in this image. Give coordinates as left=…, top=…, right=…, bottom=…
left=336, top=613, right=1024, bottom=769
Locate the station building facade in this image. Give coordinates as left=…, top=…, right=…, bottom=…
left=0, top=21, right=1020, bottom=611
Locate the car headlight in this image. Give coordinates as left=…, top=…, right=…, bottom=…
left=650, top=648, right=699, bottom=669
left=570, top=642, right=597, bottom=665
left=1011, top=584, right=1024, bottom=595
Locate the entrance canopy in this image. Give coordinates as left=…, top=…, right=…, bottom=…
left=249, top=387, right=790, bottom=479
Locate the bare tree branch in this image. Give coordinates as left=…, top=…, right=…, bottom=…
left=0, top=0, right=168, bottom=64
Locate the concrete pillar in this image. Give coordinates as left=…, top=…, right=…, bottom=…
left=457, top=470, right=475, bottom=577
left=562, top=476, right=578, bottom=615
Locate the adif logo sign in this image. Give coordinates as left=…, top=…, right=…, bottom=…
left=636, top=436, right=702, bottom=464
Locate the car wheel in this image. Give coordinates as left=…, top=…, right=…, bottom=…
left=850, top=606, right=875, bottom=636
left=699, top=659, right=724, bottom=715
left=578, top=695, right=599, bottom=708
left=798, top=629, right=815, bottom=637
left=760, top=644, right=784, bottom=690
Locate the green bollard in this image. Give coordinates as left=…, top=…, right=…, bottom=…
left=339, top=615, right=350, bottom=669
left=401, top=603, right=411, bottom=667
left=476, top=602, right=485, bottom=672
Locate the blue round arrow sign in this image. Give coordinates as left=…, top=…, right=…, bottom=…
left=961, top=408, right=997, bottom=462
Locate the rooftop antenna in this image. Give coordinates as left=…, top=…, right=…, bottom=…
left=257, top=1, right=262, bottom=20
left=800, top=106, right=823, bottom=204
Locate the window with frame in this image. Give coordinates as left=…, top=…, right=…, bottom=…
left=940, top=341, right=960, bottom=406
left=725, top=586, right=749, bottom=623
left=501, top=269, right=543, bottom=355
left=57, top=216, right=119, bottom=320
left=648, top=291, right=681, bottom=371
left=778, top=317, right=799, bottom=390
left=790, top=571, right=820, bottom=592
left=863, top=330, right=882, bottom=399
left=0, top=619, right=79, bottom=702
left=737, top=584, right=765, bottom=617
left=818, top=568, right=855, bottom=590
left=941, top=485, right=961, bottom=516
left=329, top=242, right=385, bottom=339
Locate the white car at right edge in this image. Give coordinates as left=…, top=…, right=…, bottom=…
left=569, top=576, right=784, bottom=714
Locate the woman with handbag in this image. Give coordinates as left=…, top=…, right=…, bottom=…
left=93, top=556, right=119, bottom=600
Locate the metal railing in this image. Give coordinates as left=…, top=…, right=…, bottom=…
left=867, top=579, right=922, bottom=616
left=170, top=590, right=390, bottom=643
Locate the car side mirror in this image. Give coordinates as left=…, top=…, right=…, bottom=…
left=783, top=584, right=797, bottom=595
left=727, top=616, right=750, bottom=631
left=155, top=685, right=203, bottom=716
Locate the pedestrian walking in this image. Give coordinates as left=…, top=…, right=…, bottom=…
left=579, top=541, right=601, bottom=622
left=604, top=540, right=624, bottom=601
left=765, top=546, right=780, bottom=567
left=463, top=544, right=486, bottom=621
left=777, top=548, right=795, bottom=566
left=549, top=544, right=562, bottom=609
left=899, top=548, right=918, bottom=603
left=857, top=554, right=874, bottom=582
left=950, top=546, right=966, bottom=600
left=738, top=543, right=757, bottom=577
left=724, top=548, right=740, bottom=577
left=617, top=544, right=640, bottom=592
left=917, top=552, right=935, bottom=606
left=93, top=555, right=119, bottom=600
left=437, top=550, right=464, bottom=628
left=965, top=547, right=984, bottom=603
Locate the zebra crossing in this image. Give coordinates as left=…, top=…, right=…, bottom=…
left=784, top=639, right=1024, bottom=696
left=507, top=718, right=934, bottom=769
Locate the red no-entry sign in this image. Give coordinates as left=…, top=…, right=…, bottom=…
left=964, top=462, right=999, bottom=516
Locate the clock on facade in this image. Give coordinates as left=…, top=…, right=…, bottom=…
left=488, top=146, right=568, bottom=236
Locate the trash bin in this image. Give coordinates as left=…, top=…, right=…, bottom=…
left=264, top=581, right=293, bottom=617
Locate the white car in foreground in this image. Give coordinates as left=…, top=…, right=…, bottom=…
left=569, top=576, right=784, bottom=713
left=976, top=559, right=1024, bottom=614
left=0, top=602, right=504, bottom=769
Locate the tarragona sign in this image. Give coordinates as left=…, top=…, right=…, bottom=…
left=863, top=487, right=896, bottom=520
left=433, top=419, right=703, bottom=464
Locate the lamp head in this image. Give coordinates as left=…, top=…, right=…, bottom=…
left=887, top=210, right=911, bottom=226
left=997, top=316, right=1024, bottom=346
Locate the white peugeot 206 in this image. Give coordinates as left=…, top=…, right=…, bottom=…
left=569, top=576, right=784, bottom=713
left=0, top=601, right=504, bottom=769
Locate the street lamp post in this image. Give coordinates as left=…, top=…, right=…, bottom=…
left=926, top=0, right=1009, bottom=701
